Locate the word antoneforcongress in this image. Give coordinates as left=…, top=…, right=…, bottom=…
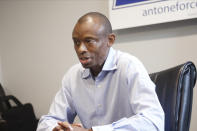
left=143, top=1, right=197, bottom=16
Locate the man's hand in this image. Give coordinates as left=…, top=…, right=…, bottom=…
left=52, top=121, right=72, bottom=131
left=52, top=121, right=92, bottom=131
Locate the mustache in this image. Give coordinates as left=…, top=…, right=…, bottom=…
left=79, top=56, right=91, bottom=60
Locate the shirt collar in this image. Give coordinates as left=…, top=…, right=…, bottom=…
left=102, top=47, right=117, bottom=71
left=81, top=47, right=117, bottom=79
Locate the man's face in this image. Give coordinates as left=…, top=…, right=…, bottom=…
left=72, top=18, right=110, bottom=69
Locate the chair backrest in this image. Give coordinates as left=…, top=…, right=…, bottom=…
left=0, top=84, right=12, bottom=113
left=149, top=61, right=196, bottom=131
left=0, top=83, right=6, bottom=97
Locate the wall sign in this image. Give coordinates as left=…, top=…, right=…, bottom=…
left=109, top=0, right=197, bottom=30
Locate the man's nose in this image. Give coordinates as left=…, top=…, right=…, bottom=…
left=78, top=43, right=87, bottom=54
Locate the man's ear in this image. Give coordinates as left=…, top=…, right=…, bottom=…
left=107, top=33, right=116, bottom=47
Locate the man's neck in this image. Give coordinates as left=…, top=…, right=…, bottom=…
left=90, top=65, right=103, bottom=77
left=90, top=49, right=109, bottom=77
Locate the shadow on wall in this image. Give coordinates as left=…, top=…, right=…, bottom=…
left=114, top=18, right=197, bottom=43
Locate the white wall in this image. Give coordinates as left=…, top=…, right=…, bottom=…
left=0, top=0, right=108, bottom=119
left=0, top=0, right=197, bottom=130
left=0, top=54, right=3, bottom=84
left=0, top=33, right=2, bottom=84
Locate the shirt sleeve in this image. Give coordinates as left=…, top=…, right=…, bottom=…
left=36, top=74, right=77, bottom=131
left=93, top=58, right=164, bottom=131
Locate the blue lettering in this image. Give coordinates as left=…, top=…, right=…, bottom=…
left=142, top=1, right=197, bottom=17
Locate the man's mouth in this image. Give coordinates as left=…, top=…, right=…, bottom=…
left=79, top=57, right=91, bottom=65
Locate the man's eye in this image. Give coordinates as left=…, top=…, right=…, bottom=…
left=74, top=40, right=80, bottom=46
left=86, top=39, right=95, bottom=44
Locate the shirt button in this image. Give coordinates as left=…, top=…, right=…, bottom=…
left=98, top=104, right=102, bottom=108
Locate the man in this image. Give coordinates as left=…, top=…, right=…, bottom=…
left=37, top=12, right=164, bottom=131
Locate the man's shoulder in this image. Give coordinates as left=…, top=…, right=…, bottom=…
left=115, top=49, right=148, bottom=78
left=115, top=49, right=142, bottom=67
left=62, top=63, right=83, bottom=80
left=66, top=63, right=84, bottom=75
left=70, top=63, right=83, bottom=70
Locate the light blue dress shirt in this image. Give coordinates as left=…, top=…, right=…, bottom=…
left=37, top=48, right=164, bottom=131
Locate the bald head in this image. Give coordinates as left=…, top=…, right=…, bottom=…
left=76, top=12, right=112, bottom=36
left=72, top=12, right=115, bottom=75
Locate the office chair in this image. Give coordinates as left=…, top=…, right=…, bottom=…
left=0, top=83, right=38, bottom=131
left=149, top=61, right=196, bottom=131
